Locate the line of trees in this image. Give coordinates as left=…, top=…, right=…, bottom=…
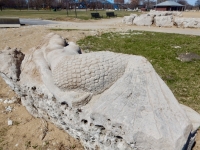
left=0, top=0, right=197, bottom=11
left=195, top=0, right=200, bottom=9
left=0, top=0, right=66, bottom=11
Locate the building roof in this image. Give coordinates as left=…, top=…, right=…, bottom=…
left=156, top=1, right=184, bottom=6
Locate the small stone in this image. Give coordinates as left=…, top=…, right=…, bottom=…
left=174, top=46, right=181, bottom=49
left=8, top=119, right=13, bottom=126
left=4, top=99, right=8, bottom=103
left=5, top=106, right=12, bottom=112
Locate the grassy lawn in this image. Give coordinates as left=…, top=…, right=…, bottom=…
left=0, top=9, right=135, bottom=20
left=77, top=31, right=200, bottom=112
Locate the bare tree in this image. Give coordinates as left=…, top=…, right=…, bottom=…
left=45, top=0, right=53, bottom=10
left=130, top=0, right=139, bottom=8
left=15, top=0, right=26, bottom=10
left=195, top=0, right=200, bottom=10
left=34, top=0, right=42, bottom=10
left=0, top=0, right=5, bottom=11
left=177, top=0, right=188, bottom=5
left=157, top=0, right=166, bottom=4
left=143, top=0, right=156, bottom=9
left=3, top=0, right=17, bottom=8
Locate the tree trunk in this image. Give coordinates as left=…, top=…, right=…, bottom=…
left=74, top=3, right=77, bottom=18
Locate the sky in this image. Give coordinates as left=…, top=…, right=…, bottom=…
left=187, top=0, right=196, bottom=5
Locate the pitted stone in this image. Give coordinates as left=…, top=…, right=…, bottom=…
left=0, top=33, right=199, bottom=150
left=154, top=16, right=174, bottom=27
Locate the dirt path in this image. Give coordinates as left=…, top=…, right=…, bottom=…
left=0, top=12, right=200, bottom=150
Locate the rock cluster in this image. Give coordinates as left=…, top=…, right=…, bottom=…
left=123, top=11, right=200, bottom=28
left=174, top=17, right=200, bottom=28
left=0, top=33, right=200, bottom=150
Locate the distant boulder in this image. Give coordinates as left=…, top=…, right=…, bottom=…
left=133, top=14, right=153, bottom=26
left=154, top=16, right=174, bottom=27
left=122, top=14, right=138, bottom=25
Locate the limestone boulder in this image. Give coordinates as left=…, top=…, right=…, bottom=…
left=148, top=11, right=182, bottom=17
left=133, top=14, right=153, bottom=26
left=154, top=16, right=174, bottom=27
left=174, top=17, right=200, bottom=28
left=0, top=33, right=200, bottom=150
left=122, top=14, right=137, bottom=25
left=148, top=11, right=172, bottom=17
left=172, top=11, right=183, bottom=17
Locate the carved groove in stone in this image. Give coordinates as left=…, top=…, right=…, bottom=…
left=52, top=52, right=129, bottom=94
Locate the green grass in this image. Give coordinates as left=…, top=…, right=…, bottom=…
left=0, top=9, right=137, bottom=20
left=77, top=31, right=200, bottom=112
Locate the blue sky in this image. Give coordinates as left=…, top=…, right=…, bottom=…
left=187, top=0, right=196, bottom=5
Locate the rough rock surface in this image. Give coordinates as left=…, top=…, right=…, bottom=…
left=154, top=16, right=174, bottom=27
left=176, top=52, right=200, bottom=62
left=148, top=11, right=183, bottom=17
left=122, top=14, right=137, bottom=25
left=174, top=17, right=200, bottom=28
left=133, top=14, right=153, bottom=26
left=0, top=33, right=200, bottom=150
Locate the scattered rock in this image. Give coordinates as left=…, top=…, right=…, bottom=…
left=4, top=99, right=16, bottom=104
left=8, top=118, right=13, bottom=126
left=5, top=106, right=12, bottom=112
left=176, top=52, right=200, bottom=62
left=174, top=46, right=181, bottom=49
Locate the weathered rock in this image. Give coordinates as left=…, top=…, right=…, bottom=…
left=8, top=119, right=13, bottom=126
left=148, top=11, right=172, bottom=17
left=154, top=16, right=174, bottom=27
left=181, top=104, right=200, bottom=150
left=0, top=33, right=200, bottom=150
left=176, top=52, right=200, bottom=62
left=172, top=11, right=183, bottom=17
left=181, top=104, right=200, bottom=133
left=5, top=106, right=12, bottom=112
left=148, top=11, right=182, bottom=17
left=133, top=14, right=153, bottom=26
left=122, top=14, right=137, bottom=25
left=174, top=17, right=200, bottom=28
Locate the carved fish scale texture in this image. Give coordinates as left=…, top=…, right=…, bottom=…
left=52, top=52, right=129, bottom=94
